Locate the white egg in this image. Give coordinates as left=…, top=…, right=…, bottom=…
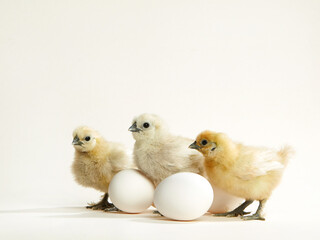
left=108, top=169, right=154, bottom=213
left=154, top=172, right=213, bottom=221
left=208, top=184, right=243, bottom=214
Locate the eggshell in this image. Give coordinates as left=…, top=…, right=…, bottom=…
left=154, top=172, right=213, bottom=221
left=208, top=184, right=243, bottom=214
left=108, top=169, right=154, bottom=213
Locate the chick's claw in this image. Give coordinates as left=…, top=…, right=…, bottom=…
left=86, top=202, right=111, bottom=210
left=241, top=199, right=266, bottom=220
left=241, top=213, right=265, bottom=221
left=214, top=200, right=253, bottom=217
left=153, top=210, right=164, bottom=216
left=214, top=210, right=250, bottom=217
left=104, top=206, right=120, bottom=212
left=86, top=193, right=114, bottom=210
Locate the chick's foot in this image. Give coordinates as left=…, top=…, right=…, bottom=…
left=104, top=206, right=120, bottom=212
left=153, top=210, right=164, bottom=216
left=241, top=213, right=265, bottom=221
left=214, top=200, right=253, bottom=217
left=241, top=199, right=266, bottom=221
left=86, top=202, right=114, bottom=210
left=214, top=210, right=250, bottom=217
left=86, top=193, right=114, bottom=210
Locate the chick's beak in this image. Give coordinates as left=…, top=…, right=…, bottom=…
left=128, top=122, right=142, bottom=132
left=189, top=141, right=201, bottom=150
left=72, top=136, right=83, bottom=146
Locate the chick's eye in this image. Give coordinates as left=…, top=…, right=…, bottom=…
left=201, top=140, right=208, bottom=146
left=143, top=122, right=150, bottom=128
left=85, top=136, right=91, bottom=141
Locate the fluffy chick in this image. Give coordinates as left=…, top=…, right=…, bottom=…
left=190, top=130, right=292, bottom=220
left=129, top=113, right=204, bottom=186
left=72, top=126, right=131, bottom=211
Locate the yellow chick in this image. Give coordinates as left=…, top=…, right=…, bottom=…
left=72, top=126, right=131, bottom=211
left=189, top=130, right=292, bottom=220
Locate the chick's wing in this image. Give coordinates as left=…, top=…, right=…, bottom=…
left=232, top=146, right=285, bottom=181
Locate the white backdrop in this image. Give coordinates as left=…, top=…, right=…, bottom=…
left=0, top=0, right=319, bottom=239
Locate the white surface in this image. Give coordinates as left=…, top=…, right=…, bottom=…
left=0, top=207, right=319, bottom=240
left=0, top=0, right=319, bottom=239
left=154, top=172, right=213, bottom=220
left=108, top=169, right=154, bottom=213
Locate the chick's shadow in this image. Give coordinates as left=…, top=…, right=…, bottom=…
left=0, top=207, right=244, bottom=223
left=40, top=208, right=243, bottom=223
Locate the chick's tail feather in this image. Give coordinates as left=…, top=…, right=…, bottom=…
left=278, top=145, right=294, bottom=166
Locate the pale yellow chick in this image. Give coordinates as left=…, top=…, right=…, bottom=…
left=189, top=130, right=292, bottom=220
left=129, top=113, right=204, bottom=186
left=72, top=126, right=131, bottom=211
